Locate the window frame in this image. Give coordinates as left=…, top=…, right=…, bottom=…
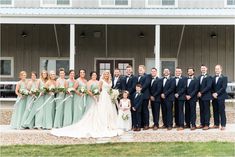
left=99, top=0, right=131, bottom=8
left=224, top=0, right=235, bottom=8
left=40, top=0, right=72, bottom=7
left=145, top=0, right=178, bottom=8
left=39, top=57, right=70, bottom=76
left=0, top=0, right=14, bottom=7
left=0, top=57, right=14, bottom=78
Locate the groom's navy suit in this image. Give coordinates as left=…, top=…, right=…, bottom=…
left=121, top=74, right=137, bottom=96
left=131, top=92, right=144, bottom=128
left=136, top=73, right=151, bottom=127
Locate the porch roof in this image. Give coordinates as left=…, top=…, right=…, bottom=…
left=1, top=7, right=235, bottom=25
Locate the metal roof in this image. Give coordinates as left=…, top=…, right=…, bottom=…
left=1, top=7, right=235, bottom=17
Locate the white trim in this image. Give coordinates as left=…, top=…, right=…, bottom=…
left=0, top=57, right=14, bottom=78
left=0, top=0, right=14, bottom=7
left=94, top=57, right=135, bottom=74
left=99, top=0, right=131, bottom=8
left=155, top=25, right=161, bottom=76
left=1, top=17, right=234, bottom=25
left=40, top=0, right=72, bottom=7
left=70, top=24, right=75, bottom=70
left=145, top=0, right=178, bottom=8
left=224, top=0, right=235, bottom=8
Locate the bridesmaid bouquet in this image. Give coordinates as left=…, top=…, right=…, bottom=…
left=55, top=87, right=67, bottom=93
left=29, top=89, right=41, bottom=97
left=67, top=87, right=75, bottom=95
left=109, top=89, right=119, bottom=104
left=78, top=86, right=88, bottom=95
left=19, top=89, right=29, bottom=96
left=122, top=113, right=129, bottom=121
left=91, top=88, right=100, bottom=95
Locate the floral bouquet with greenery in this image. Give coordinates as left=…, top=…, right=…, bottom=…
left=78, top=86, right=88, bottom=95
left=19, top=89, right=29, bottom=96
left=91, top=88, right=100, bottom=96
left=109, top=89, right=119, bottom=104
left=122, top=113, right=129, bottom=121
left=29, top=89, right=41, bottom=97
left=55, top=87, right=67, bottom=94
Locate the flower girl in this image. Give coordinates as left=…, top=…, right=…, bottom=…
left=117, top=91, right=132, bottom=131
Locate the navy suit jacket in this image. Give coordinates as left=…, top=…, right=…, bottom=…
left=131, top=92, right=144, bottom=112
left=186, top=77, right=199, bottom=101
left=162, top=77, right=176, bottom=101
left=136, top=73, right=151, bottom=100
left=175, top=76, right=187, bottom=101
left=150, top=77, right=162, bottom=102
left=112, top=76, right=123, bottom=91
left=198, top=74, right=213, bottom=100
left=121, top=75, right=137, bottom=95
left=212, top=75, right=228, bottom=100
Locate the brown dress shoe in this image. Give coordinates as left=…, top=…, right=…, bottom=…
left=202, top=126, right=209, bottom=130
left=133, top=128, right=137, bottom=131
left=136, top=128, right=141, bottom=131
left=143, top=126, right=149, bottom=130
left=190, top=127, right=196, bottom=130
left=184, top=125, right=190, bottom=129
left=153, top=126, right=158, bottom=130
left=177, top=127, right=184, bottom=131
left=160, top=125, right=167, bottom=129
left=210, top=125, right=219, bottom=129
left=220, top=127, right=226, bottom=131
left=197, top=125, right=204, bottom=129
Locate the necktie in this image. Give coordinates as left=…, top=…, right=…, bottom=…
left=187, top=77, right=192, bottom=87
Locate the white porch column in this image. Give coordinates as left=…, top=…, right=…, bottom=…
left=70, top=24, right=75, bottom=70
left=155, top=25, right=161, bottom=76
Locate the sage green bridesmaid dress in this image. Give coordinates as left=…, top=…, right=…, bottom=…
left=63, top=79, right=75, bottom=127
left=10, top=81, right=28, bottom=129
left=23, top=79, right=45, bottom=129
left=53, top=78, right=66, bottom=128
left=21, top=80, right=37, bottom=128
left=85, top=81, right=99, bottom=113
left=42, top=84, right=56, bottom=129
left=73, top=79, right=87, bottom=124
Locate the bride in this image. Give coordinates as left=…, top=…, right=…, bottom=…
left=51, top=70, right=123, bottom=138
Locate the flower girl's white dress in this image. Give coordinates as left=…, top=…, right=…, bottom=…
left=51, top=80, right=123, bottom=138
left=117, top=99, right=132, bottom=131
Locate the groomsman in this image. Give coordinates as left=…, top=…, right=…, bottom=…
left=121, top=65, right=137, bottom=96
left=149, top=68, right=162, bottom=130
left=161, top=68, right=176, bottom=130
left=185, top=67, right=199, bottom=130
left=212, top=65, right=228, bottom=130
left=197, top=65, right=213, bottom=130
left=131, top=84, right=144, bottom=131
left=112, top=68, right=123, bottom=91
left=174, top=67, right=187, bottom=131
left=136, top=65, right=151, bottom=130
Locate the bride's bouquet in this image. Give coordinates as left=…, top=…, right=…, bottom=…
left=122, top=113, right=129, bottom=121
left=109, top=89, right=119, bottom=104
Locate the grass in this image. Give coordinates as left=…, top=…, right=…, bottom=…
left=1, top=142, right=235, bottom=157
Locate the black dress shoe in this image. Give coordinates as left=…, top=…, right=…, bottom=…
left=143, top=126, right=149, bottom=130
left=167, top=127, right=172, bottom=130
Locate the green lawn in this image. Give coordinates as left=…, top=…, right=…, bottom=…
left=1, top=142, right=234, bottom=157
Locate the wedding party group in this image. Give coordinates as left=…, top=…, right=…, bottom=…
left=10, top=63, right=228, bottom=138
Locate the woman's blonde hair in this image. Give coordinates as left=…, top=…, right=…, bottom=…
left=49, top=70, right=56, bottom=80
left=19, top=71, right=27, bottom=79
left=100, top=70, right=112, bottom=82
left=40, top=70, right=48, bottom=82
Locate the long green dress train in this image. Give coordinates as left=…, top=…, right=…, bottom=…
left=73, top=79, right=87, bottom=124
left=10, top=81, right=27, bottom=129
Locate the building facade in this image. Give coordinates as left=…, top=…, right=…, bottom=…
left=1, top=0, right=235, bottom=82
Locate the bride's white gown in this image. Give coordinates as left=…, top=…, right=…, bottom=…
left=51, top=80, right=123, bottom=138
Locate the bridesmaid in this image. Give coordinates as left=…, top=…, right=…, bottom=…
left=21, top=71, right=39, bottom=129
left=54, top=68, right=66, bottom=128
left=42, top=71, right=56, bottom=129
left=24, top=70, right=48, bottom=129
left=63, top=69, right=76, bottom=127
left=73, top=69, right=87, bottom=124
left=86, top=71, right=99, bottom=112
left=10, top=71, right=28, bottom=129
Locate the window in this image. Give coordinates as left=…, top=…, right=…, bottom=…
left=40, top=57, right=70, bottom=76
left=40, top=0, right=71, bottom=7
left=225, top=0, right=235, bottom=7
left=0, top=0, right=14, bottom=7
left=146, top=0, right=178, bottom=7
left=99, top=0, right=131, bottom=7
left=0, top=57, right=14, bottom=78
